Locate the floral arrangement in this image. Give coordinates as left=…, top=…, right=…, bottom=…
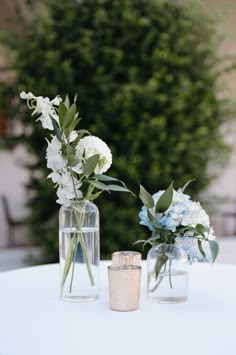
left=20, top=91, right=132, bottom=293
left=138, top=181, right=219, bottom=266
left=20, top=91, right=131, bottom=205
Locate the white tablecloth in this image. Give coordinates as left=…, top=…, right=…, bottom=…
left=0, top=261, right=235, bottom=355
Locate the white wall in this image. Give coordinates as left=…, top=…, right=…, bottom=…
left=0, top=146, right=29, bottom=247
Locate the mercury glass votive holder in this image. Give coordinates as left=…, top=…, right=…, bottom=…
left=112, top=251, right=142, bottom=266
left=108, top=265, right=141, bottom=312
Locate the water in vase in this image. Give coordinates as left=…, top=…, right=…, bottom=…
left=148, top=269, right=188, bottom=303
left=59, top=227, right=99, bottom=302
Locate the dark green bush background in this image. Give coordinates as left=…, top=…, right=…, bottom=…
left=1, top=0, right=230, bottom=261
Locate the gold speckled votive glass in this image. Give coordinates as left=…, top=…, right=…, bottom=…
left=112, top=251, right=141, bottom=267
left=108, top=265, right=141, bottom=312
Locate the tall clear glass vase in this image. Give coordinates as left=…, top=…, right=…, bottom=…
left=147, top=244, right=188, bottom=304
left=59, top=200, right=99, bottom=302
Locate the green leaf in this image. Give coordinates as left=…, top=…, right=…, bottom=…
left=88, top=191, right=103, bottom=201
left=71, top=134, right=81, bottom=149
left=95, top=174, right=132, bottom=192
left=83, top=154, right=100, bottom=177
left=154, top=253, right=168, bottom=280
left=64, top=94, right=70, bottom=108
left=155, top=182, right=173, bottom=213
left=88, top=180, right=109, bottom=191
left=63, top=103, right=77, bottom=129
left=61, top=238, right=75, bottom=293
left=68, top=154, right=80, bottom=167
left=147, top=209, right=161, bottom=228
left=69, top=118, right=80, bottom=133
left=106, top=184, right=134, bottom=195
left=51, top=117, right=63, bottom=143
left=139, top=185, right=154, bottom=209
left=209, top=240, right=219, bottom=263
left=198, top=239, right=206, bottom=259
left=195, top=224, right=209, bottom=237
left=58, top=102, right=67, bottom=128
left=181, top=179, right=195, bottom=193
left=74, top=93, right=78, bottom=103
left=77, top=129, right=90, bottom=138
left=95, top=174, right=120, bottom=182
left=133, top=239, right=147, bottom=245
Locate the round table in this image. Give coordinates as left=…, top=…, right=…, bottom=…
left=0, top=261, right=235, bottom=355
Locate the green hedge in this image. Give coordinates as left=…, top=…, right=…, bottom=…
left=1, top=0, right=231, bottom=261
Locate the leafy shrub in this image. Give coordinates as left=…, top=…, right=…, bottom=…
left=1, top=0, right=231, bottom=261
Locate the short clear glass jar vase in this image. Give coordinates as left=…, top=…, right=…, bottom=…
left=147, top=243, right=188, bottom=303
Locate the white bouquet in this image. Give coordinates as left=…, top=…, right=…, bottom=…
left=20, top=91, right=133, bottom=294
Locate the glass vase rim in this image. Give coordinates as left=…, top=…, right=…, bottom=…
left=67, top=199, right=95, bottom=205
left=59, top=199, right=97, bottom=211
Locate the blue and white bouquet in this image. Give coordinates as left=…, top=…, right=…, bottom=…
left=138, top=181, right=219, bottom=263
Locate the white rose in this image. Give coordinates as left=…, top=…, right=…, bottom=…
left=76, top=135, right=112, bottom=174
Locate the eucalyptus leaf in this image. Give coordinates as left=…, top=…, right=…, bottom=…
left=83, top=154, right=100, bottom=177
left=74, top=93, right=78, bottom=103
left=139, top=185, right=154, bottom=209
left=63, top=103, right=76, bottom=129
left=144, top=235, right=161, bottom=247
left=68, top=155, right=80, bottom=167
left=154, top=253, right=168, bottom=280
left=133, top=240, right=148, bottom=248
left=106, top=184, right=134, bottom=195
left=77, top=129, right=90, bottom=138
left=147, top=209, right=162, bottom=228
left=198, top=239, right=206, bottom=259
left=88, top=180, right=109, bottom=191
left=88, top=191, right=103, bottom=201
left=195, top=224, right=209, bottom=237
left=95, top=174, right=129, bottom=190
left=181, top=179, right=195, bottom=193
left=209, top=240, right=219, bottom=263
left=95, top=174, right=120, bottom=182
left=71, top=135, right=81, bottom=149
left=61, top=238, right=75, bottom=293
left=51, top=116, right=63, bottom=143
left=155, top=182, right=173, bottom=213
left=58, top=102, right=67, bottom=128
left=69, top=118, right=80, bottom=133
left=64, top=94, right=70, bottom=108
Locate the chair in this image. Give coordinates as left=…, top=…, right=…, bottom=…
left=1, top=195, right=27, bottom=247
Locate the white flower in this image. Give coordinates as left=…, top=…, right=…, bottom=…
left=72, top=163, right=83, bottom=174
left=76, top=135, right=112, bottom=174
left=181, top=201, right=210, bottom=228
left=20, top=91, right=35, bottom=100
left=47, top=155, right=65, bottom=171
left=46, top=136, right=61, bottom=156
left=56, top=172, right=82, bottom=205
left=47, top=172, right=61, bottom=184
left=51, top=95, right=61, bottom=106
left=46, top=136, right=65, bottom=171
left=21, top=93, right=61, bottom=130
left=68, top=130, right=78, bottom=143
left=20, top=91, right=28, bottom=99
left=32, top=96, right=59, bottom=130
